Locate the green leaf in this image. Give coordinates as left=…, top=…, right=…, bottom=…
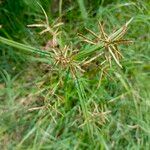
left=0, top=36, right=52, bottom=57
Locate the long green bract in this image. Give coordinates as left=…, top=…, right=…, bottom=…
left=75, top=43, right=104, bottom=60
left=0, top=36, right=52, bottom=57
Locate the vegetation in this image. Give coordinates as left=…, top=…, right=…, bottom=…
left=0, top=0, right=149, bottom=149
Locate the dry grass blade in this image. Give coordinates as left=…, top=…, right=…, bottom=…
left=85, top=27, right=100, bottom=39
left=98, top=21, right=108, bottom=40
left=28, top=106, right=45, bottom=112
left=108, top=47, right=122, bottom=68
left=27, top=24, right=46, bottom=28
left=78, top=33, right=96, bottom=45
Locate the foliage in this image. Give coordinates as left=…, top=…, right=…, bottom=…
left=0, top=0, right=150, bottom=149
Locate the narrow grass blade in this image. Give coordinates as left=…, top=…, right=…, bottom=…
left=77, top=0, right=88, bottom=20
left=74, top=76, right=93, bottom=140
left=0, top=36, right=52, bottom=57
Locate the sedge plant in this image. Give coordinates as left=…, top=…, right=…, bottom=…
left=1, top=1, right=149, bottom=149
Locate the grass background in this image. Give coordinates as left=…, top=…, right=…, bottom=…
left=0, top=0, right=150, bottom=149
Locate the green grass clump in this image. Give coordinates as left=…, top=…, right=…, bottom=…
left=0, top=0, right=150, bottom=149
